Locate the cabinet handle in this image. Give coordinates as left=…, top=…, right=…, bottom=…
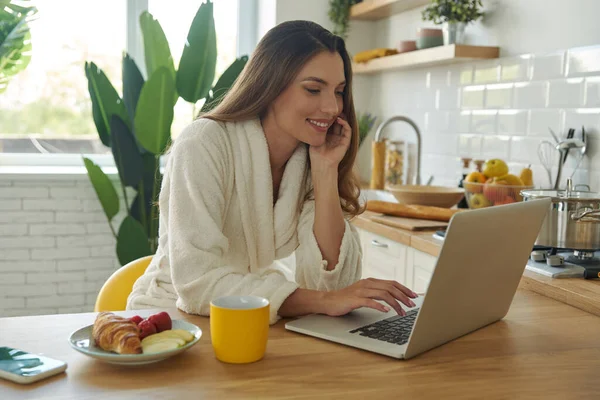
left=371, top=239, right=388, bottom=248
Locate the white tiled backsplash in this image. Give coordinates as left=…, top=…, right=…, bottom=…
left=359, top=44, right=600, bottom=191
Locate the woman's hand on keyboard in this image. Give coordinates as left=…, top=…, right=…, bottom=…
left=321, top=278, right=418, bottom=317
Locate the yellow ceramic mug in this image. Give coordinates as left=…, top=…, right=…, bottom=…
left=210, top=295, right=270, bottom=364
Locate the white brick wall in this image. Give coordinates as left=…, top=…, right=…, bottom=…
left=0, top=175, right=125, bottom=317
left=356, top=44, right=600, bottom=191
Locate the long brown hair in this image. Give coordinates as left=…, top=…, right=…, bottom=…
left=203, top=20, right=363, bottom=218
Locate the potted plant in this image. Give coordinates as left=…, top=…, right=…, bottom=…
left=421, top=0, right=484, bottom=45
left=0, top=0, right=37, bottom=93
left=356, top=111, right=377, bottom=148
left=327, top=0, right=361, bottom=40
left=83, top=1, right=247, bottom=266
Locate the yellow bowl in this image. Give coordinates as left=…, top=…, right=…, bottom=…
left=385, top=184, right=465, bottom=208
left=464, top=182, right=534, bottom=209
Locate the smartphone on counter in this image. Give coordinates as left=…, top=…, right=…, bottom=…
left=0, top=347, right=67, bottom=385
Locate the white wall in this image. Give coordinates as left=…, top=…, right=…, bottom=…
left=257, top=0, right=276, bottom=40
left=0, top=174, right=125, bottom=317
left=352, top=0, right=600, bottom=187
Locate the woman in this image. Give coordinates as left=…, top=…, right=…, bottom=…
left=127, top=20, right=417, bottom=324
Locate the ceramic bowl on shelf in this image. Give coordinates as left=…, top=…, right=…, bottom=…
left=416, top=28, right=443, bottom=49
left=397, top=40, right=417, bottom=53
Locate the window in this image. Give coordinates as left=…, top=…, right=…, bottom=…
left=0, top=0, right=250, bottom=163
left=0, top=0, right=126, bottom=155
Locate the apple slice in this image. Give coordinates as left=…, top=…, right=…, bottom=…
left=141, top=334, right=185, bottom=347
left=169, top=329, right=195, bottom=342
left=142, top=339, right=181, bottom=354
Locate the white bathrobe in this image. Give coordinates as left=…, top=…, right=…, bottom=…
left=126, top=117, right=363, bottom=323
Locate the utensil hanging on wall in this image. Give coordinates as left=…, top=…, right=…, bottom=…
left=554, top=128, right=586, bottom=189
left=568, top=126, right=587, bottom=181
left=548, top=127, right=559, bottom=144
left=537, top=140, right=557, bottom=188
left=561, top=128, right=575, bottom=165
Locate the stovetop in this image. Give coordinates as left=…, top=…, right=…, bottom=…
left=432, top=230, right=600, bottom=279
left=525, top=248, right=600, bottom=278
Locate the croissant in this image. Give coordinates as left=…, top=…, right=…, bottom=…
left=92, top=312, right=142, bottom=354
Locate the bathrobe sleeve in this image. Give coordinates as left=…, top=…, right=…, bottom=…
left=294, top=199, right=363, bottom=291
left=165, top=121, right=299, bottom=324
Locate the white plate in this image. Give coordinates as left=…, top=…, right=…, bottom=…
left=68, top=320, right=202, bottom=365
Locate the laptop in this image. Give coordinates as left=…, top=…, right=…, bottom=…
left=285, top=198, right=551, bottom=359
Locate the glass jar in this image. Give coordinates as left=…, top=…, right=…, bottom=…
left=385, top=140, right=404, bottom=186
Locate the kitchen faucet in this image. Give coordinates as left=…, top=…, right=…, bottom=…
left=373, top=115, right=422, bottom=185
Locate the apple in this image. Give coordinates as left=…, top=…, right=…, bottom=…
left=482, top=159, right=509, bottom=179
left=468, top=193, right=491, bottom=209
left=464, top=171, right=487, bottom=193
left=138, top=319, right=158, bottom=339
left=129, top=315, right=143, bottom=325
left=148, top=311, right=172, bottom=332
left=483, top=179, right=508, bottom=204
left=495, top=196, right=516, bottom=206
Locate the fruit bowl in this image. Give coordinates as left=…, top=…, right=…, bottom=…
left=464, top=182, right=534, bottom=209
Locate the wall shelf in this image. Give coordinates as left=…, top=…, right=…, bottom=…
left=350, top=0, right=431, bottom=21
left=352, top=44, right=500, bottom=75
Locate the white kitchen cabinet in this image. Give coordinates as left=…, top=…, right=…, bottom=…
left=358, top=228, right=408, bottom=284
left=356, top=227, right=438, bottom=294
left=405, top=247, right=437, bottom=294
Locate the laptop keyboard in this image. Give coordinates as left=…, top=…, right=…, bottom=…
left=349, top=309, right=420, bottom=346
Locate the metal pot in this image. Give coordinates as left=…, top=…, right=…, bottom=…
left=521, top=186, right=600, bottom=250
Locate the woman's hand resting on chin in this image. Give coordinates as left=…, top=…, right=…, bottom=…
left=309, top=115, right=352, bottom=170
left=320, top=278, right=419, bottom=317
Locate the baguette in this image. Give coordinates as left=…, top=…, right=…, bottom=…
left=366, top=200, right=463, bottom=222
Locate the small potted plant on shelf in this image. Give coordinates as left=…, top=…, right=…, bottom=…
left=328, top=0, right=361, bottom=40
left=422, top=0, right=484, bottom=45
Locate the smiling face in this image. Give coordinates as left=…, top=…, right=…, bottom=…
left=263, top=51, right=346, bottom=147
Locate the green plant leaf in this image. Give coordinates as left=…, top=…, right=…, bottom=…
left=0, top=3, right=36, bottom=93
left=131, top=153, right=158, bottom=235
left=139, top=11, right=178, bottom=105
left=110, top=115, right=144, bottom=188
left=83, top=157, right=119, bottom=221
left=116, top=216, right=152, bottom=266
left=134, top=66, right=175, bottom=154
left=84, top=62, right=129, bottom=147
left=176, top=1, right=217, bottom=103
left=139, top=11, right=175, bottom=78
left=122, top=53, right=145, bottom=128
left=201, top=55, right=248, bottom=112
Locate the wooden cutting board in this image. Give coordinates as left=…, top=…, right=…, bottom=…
left=370, top=213, right=448, bottom=231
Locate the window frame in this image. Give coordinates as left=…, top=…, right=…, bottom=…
left=0, top=0, right=257, bottom=169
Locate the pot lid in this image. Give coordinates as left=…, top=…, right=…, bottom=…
left=521, top=189, right=600, bottom=201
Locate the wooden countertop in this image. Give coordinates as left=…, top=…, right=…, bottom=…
left=353, top=211, right=600, bottom=318
left=2, top=291, right=600, bottom=399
